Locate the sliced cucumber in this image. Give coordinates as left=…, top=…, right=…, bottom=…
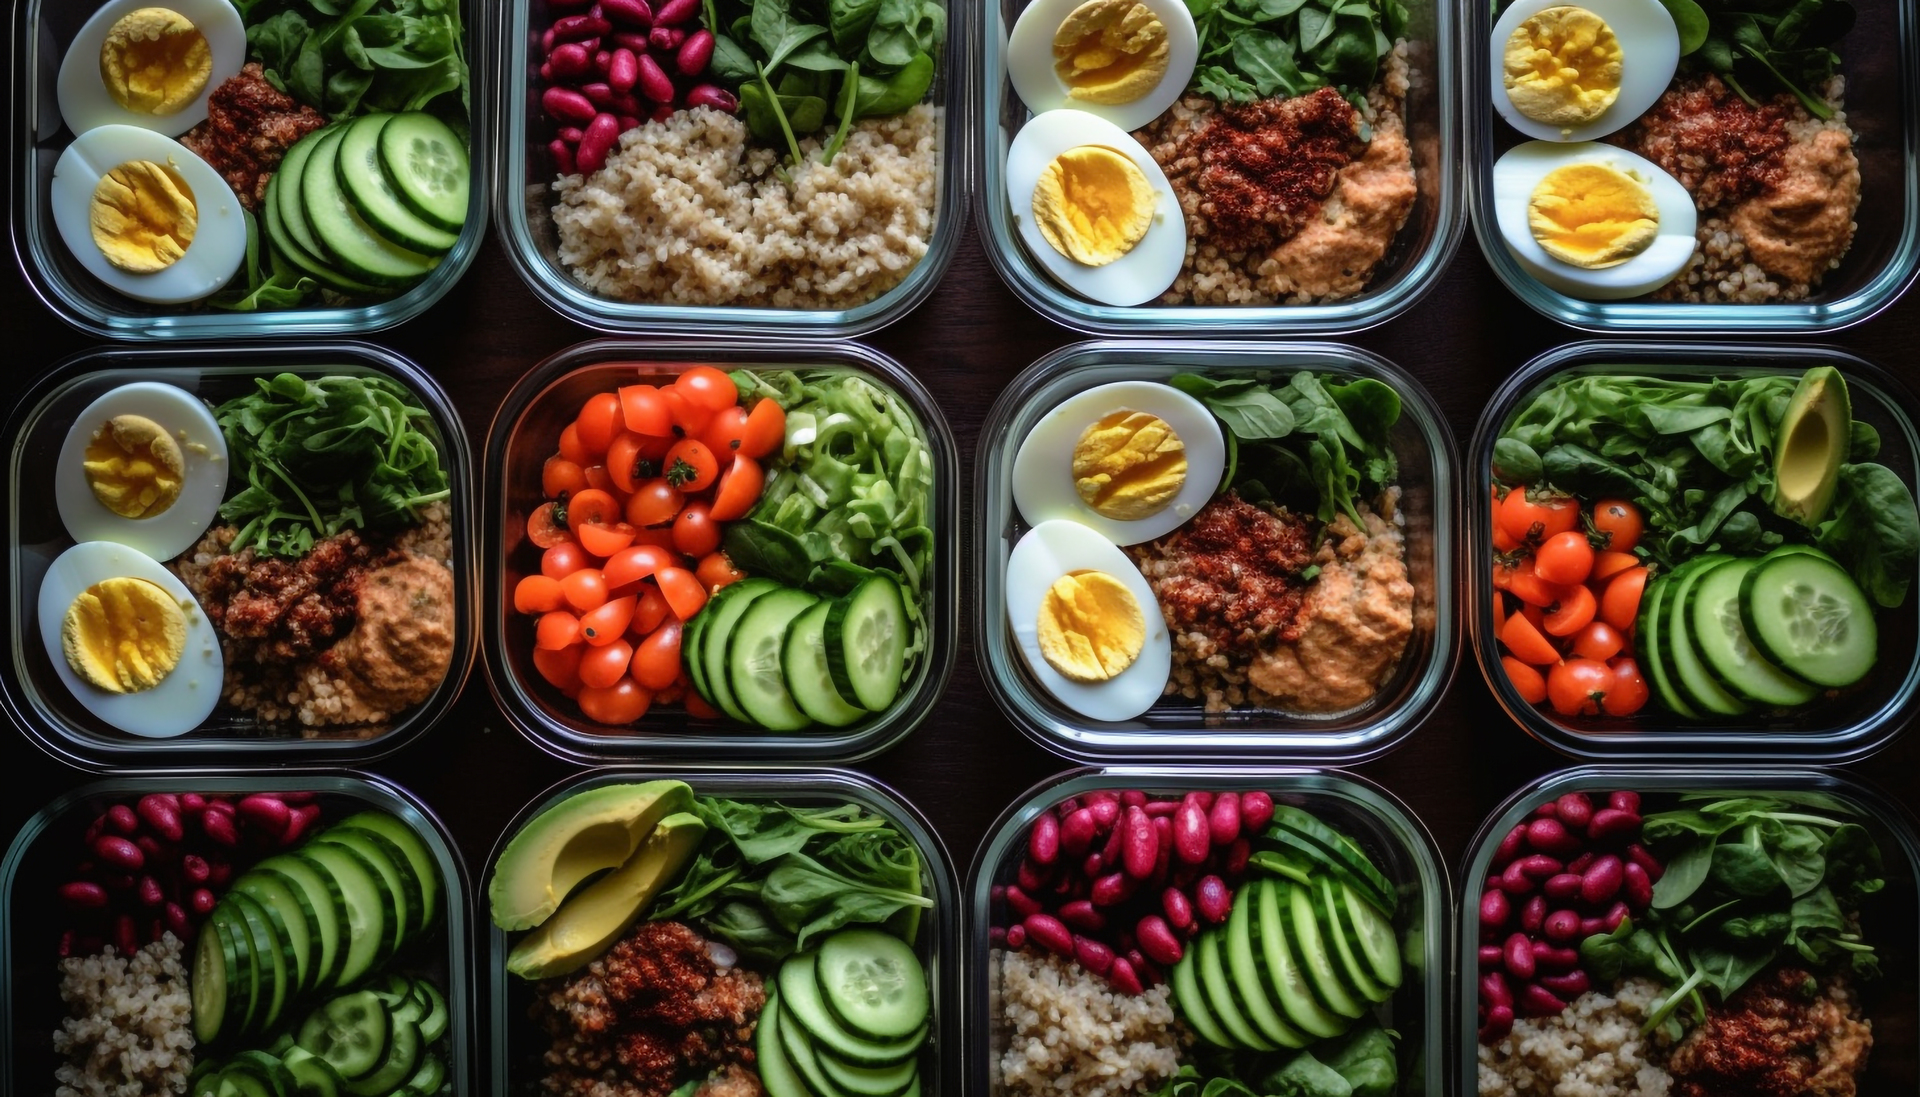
left=784, top=599, right=871, bottom=727
left=333, top=812, right=443, bottom=938
left=824, top=575, right=909, bottom=712
left=301, top=127, right=438, bottom=286
left=336, top=113, right=459, bottom=254
left=780, top=991, right=857, bottom=1097
left=1226, top=877, right=1309, bottom=1047
left=757, top=991, right=814, bottom=1097
left=724, top=587, right=819, bottom=731
left=226, top=890, right=293, bottom=1036
left=1661, top=554, right=1749, bottom=717
left=779, top=952, right=924, bottom=1066
left=401, top=1052, right=446, bottom=1097
left=414, top=978, right=450, bottom=1045
left=377, top=111, right=471, bottom=233
left=1337, top=880, right=1402, bottom=991
left=191, top=915, right=232, bottom=1044
left=1282, top=878, right=1365, bottom=1019
left=255, top=856, right=347, bottom=990
left=282, top=1047, right=345, bottom=1097
left=1313, top=873, right=1388, bottom=1004
left=276, top=128, right=333, bottom=263
left=1196, top=920, right=1275, bottom=1050
left=1740, top=551, right=1877, bottom=688
left=817, top=1044, right=917, bottom=1097
left=208, top=908, right=261, bottom=1041
left=1687, top=557, right=1819, bottom=707
left=815, top=928, right=928, bottom=1043
left=315, top=827, right=416, bottom=956
left=293, top=843, right=391, bottom=987
left=1262, top=806, right=1395, bottom=916
left=698, top=579, right=780, bottom=721
left=264, top=169, right=381, bottom=297
left=1255, top=878, right=1345, bottom=1039
left=1636, top=573, right=1698, bottom=718
left=1169, top=945, right=1233, bottom=1048
left=343, top=1017, right=423, bottom=1097
left=298, top=989, right=390, bottom=1082
left=234, top=869, right=315, bottom=997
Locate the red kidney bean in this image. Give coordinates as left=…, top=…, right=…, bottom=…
left=1480, top=971, right=1513, bottom=1009
left=1122, top=807, right=1156, bottom=879
left=1604, top=900, right=1629, bottom=932
left=1024, top=913, right=1073, bottom=957
left=1567, top=851, right=1595, bottom=875
left=1539, top=970, right=1591, bottom=999
left=1483, top=1003, right=1515, bottom=1041
left=1224, top=836, right=1251, bottom=877
left=1195, top=875, right=1231, bottom=924
left=1207, top=792, right=1242, bottom=846
left=1554, top=793, right=1593, bottom=830
left=1015, top=856, right=1051, bottom=894
left=1060, top=809, right=1097, bottom=857
left=1120, top=790, right=1147, bottom=809
left=1626, top=843, right=1663, bottom=882
left=1162, top=887, right=1193, bottom=931
left=601, top=0, right=652, bottom=25
left=1052, top=871, right=1084, bottom=899
left=1587, top=808, right=1641, bottom=843
left=594, top=46, right=612, bottom=72
left=1503, top=933, right=1535, bottom=980
left=539, top=60, right=555, bottom=81
left=95, top=836, right=144, bottom=871
left=134, top=836, right=164, bottom=863
left=557, top=125, right=585, bottom=142
left=113, top=914, right=139, bottom=956
left=59, top=881, right=109, bottom=909
left=1499, top=859, right=1536, bottom=894
left=1623, top=861, right=1653, bottom=909
left=988, top=926, right=1007, bottom=947
left=550, top=41, right=592, bottom=78
left=179, top=793, right=207, bottom=815
left=1493, top=823, right=1527, bottom=869
left=1580, top=854, right=1623, bottom=905
left=238, top=795, right=290, bottom=836
left=1609, top=791, right=1641, bottom=814
left=1519, top=983, right=1567, bottom=1017
left=635, top=52, right=675, bottom=103
left=1172, top=801, right=1209, bottom=865
left=647, top=24, right=680, bottom=50
left=1532, top=800, right=1558, bottom=819
left=84, top=815, right=107, bottom=846
left=677, top=28, right=714, bottom=76
left=1533, top=945, right=1579, bottom=971
left=1028, top=812, right=1060, bottom=867
left=1108, top=955, right=1144, bottom=995
left=1526, top=817, right=1580, bottom=857
left=1543, top=909, right=1581, bottom=943
left=1480, top=887, right=1510, bottom=928
left=608, top=48, right=639, bottom=94
left=136, top=795, right=184, bottom=842
left=541, top=26, right=557, bottom=51
left=1519, top=854, right=1563, bottom=880
left=1145, top=798, right=1180, bottom=818
left=1580, top=917, right=1605, bottom=939
left=1074, top=935, right=1115, bottom=976
left=1520, top=894, right=1547, bottom=934
left=1099, top=816, right=1127, bottom=868
left=208, top=862, right=232, bottom=886
left=109, top=805, right=139, bottom=835
left=190, top=887, right=217, bottom=916
left=201, top=810, right=238, bottom=848
left=553, top=14, right=612, bottom=41
left=180, top=855, right=210, bottom=885
left=612, top=30, right=650, bottom=52
left=1136, top=915, right=1182, bottom=965
left=1240, top=791, right=1274, bottom=832
left=1081, top=852, right=1105, bottom=879
left=1088, top=796, right=1121, bottom=831
left=137, top=875, right=164, bottom=909
left=544, top=86, right=598, bottom=123
left=1091, top=872, right=1133, bottom=908
left=1148, top=832, right=1171, bottom=890
left=609, top=91, right=642, bottom=116
left=1543, top=873, right=1583, bottom=901
left=281, top=804, right=322, bottom=847
left=1476, top=945, right=1501, bottom=969
left=1004, top=923, right=1026, bottom=949
left=163, top=901, right=192, bottom=941
left=583, top=82, right=614, bottom=107
left=1058, top=900, right=1104, bottom=933
left=653, top=0, right=697, bottom=24
left=1004, top=885, right=1041, bottom=921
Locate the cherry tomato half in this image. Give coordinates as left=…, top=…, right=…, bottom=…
left=625, top=478, right=683, bottom=528
left=701, top=405, right=749, bottom=457
left=566, top=488, right=620, bottom=530
left=542, top=540, right=588, bottom=579
left=533, top=645, right=583, bottom=691
left=630, top=619, right=684, bottom=691
left=1571, top=620, right=1625, bottom=662
left=1542, top=583, right=1598, bottom=637
left=578, top=677, right=652, bottom=724
left=696, top=551, right=745, bottom=592
left=543, top=455, right=588, bottom=499
left=580, top=640, right=635, bottom=690
left=709, top=456, right=765, bottom=522
left=619, top=384, right=672, bottom=437
left=514, top=574, right=566, bottom=615
left=527, top=503, right=571, bottom=549
left=1501, top=612, right=1560, bottom=666
left=739, top=398, right=786, bottom=459
left=1502, top=656, right=1548, bottom=705
left=1601, top=567, right=1649, bottom=633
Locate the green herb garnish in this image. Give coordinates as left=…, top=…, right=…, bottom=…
left=1185, top=0, right=1409, bottom=107
left=245, top=0, right=470, bottom=120
left=1655, top=0, right=1853, bottom=119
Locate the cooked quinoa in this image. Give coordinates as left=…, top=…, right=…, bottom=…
left=52, top=935, right=195, bottom=1097
left=551, top=105, right=939, bottom=309
left=1477, top=979, right=1672, bottom=1097
left=994, top=949, right=1184, bottom=1097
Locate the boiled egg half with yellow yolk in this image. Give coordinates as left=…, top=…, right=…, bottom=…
left=56, top=382, right=229, bottom=561
left=38, top=541, right=223, bottom=737
left=56, top=0, right=246, bottom=138
left=1492, top=140, right=1696, bottom=299
left=1491, top=0, right=1679, bottom=142
left=1006, top=0, right=1199, bottom=130
left=1007, top=519, right=1171, bottom=721
left=1007, top=109, right=1187, bottom=306
left=1013, top=380, right=1224, bottom=544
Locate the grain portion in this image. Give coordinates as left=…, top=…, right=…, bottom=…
left=994, top=948, right=1184, bottom=1097
left=52, top=935, right=195, bottom=1097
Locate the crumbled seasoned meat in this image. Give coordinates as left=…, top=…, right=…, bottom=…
left=1177, top=87, right=1366, bottom=253
left=1134, top=493, right=1315, bottom=649
left=196, top=531, right=401, bottom=662
left=180, top=63, right=328, bottom=211
left=531, top=921, right=767, bottom=1097
left=1667, top=967, right=1872, bottom=1097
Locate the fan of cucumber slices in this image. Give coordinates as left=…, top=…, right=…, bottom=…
left=761, top=930, right=931, bottom=1097
left=189, top=810, right=453, bottom=1097
left=265, top=112, right=470, bottom=296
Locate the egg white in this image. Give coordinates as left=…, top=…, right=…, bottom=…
left=38, top=541, right=224, bottom=738
left=1006, top=519, right=1171, bottom=722
left=57, top=0, right=247, bottom=137
left=1490, top=0, right=1679, bottom=142
left=1013, top=380, right=1225, bottom=545
left=52, top=124, right=247, bottom=304
left=56, top=382, right=230, bottom=561
left=1007, top=109, right=1188, bottom=307
left=1492, top=140, right=1697, bottom=300
left=1006, top=0, right=1199, bottom=131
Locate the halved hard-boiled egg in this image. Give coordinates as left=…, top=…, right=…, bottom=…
left=1491, top=0, right=1678, bottom=142
left=57, top=0, right=246, bottom=138
left=1007, top=109, right=1187, bottom=306
left=1013, top=380, right=1224, bottom=544
left=1492, top=140, right=1696, bottom=299
left=56, top=382, right=229, bottom=560
left=1007, top=519, right=1170, bottom=721
left=1006, top=0, right=1199, bottom=130
left=38, top=541, right=223, bottom=737
left=52, top=124, right=246, bottom=304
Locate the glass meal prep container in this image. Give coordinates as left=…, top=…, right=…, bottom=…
left=1459, top=765, right=1920, bottom=1097
left=484, top=337, right=958, bottom=764
left=1465, top=0, right=1920, bottom=333
left=1468, top=341, right=1920, bottom=761
left=967, top=766, right=1450, bottom=1097
left=975, top=0, right=1462, bottom=336
left=490, top=0, right=969, bottom=337
left=0, top=342, right=477, bottom=769
left=483, top=766, right=959, bottom=1097
left=0, top=771, right=475, bottom=1097
left=8, top=0, right=491, bottom=340
left=976, top=340, right=1455, bottom=764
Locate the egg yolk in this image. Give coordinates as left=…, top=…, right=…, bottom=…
left=1033, top=145, right=1155, bottom=266
left=1502, top=6, right=1623, bottom=129
left=1052, top=0, right=1170, bottom=106
left=84, top=414, right=187, bottom=519
left=90, top=159, right=198, bottom=274
left=1527, top=161, right=1659, bottom=268
left=1037, top=569, right=1147, bottom=683
left=99, top=8, right=212, bottom=116
left=1072, top=410, right=1187, bottom=520
left=61, top=576, right=188, bottom=694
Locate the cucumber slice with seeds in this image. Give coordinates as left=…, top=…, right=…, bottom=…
left=1741, top=551, right=1877, bottom=688
left=376, top=112, right=470, bottom=233
left=816, top=928, right=928, bottom=1042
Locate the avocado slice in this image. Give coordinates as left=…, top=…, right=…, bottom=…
left=488, top=781, right=693, bottom=931
left=1225, top=879, right=1310, bottom=1048
left=505, top=810, right=708, bottom=979
left=1771, top=365, right=1851, bottom=527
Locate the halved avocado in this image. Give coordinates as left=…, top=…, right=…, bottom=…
left=1225, top=879, right=1310, bottom=1047
left=1772, top=365, right=1851, bottom=527
left=487, top=780, right=693, bottom=931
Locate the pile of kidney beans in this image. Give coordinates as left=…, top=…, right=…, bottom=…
left=991, top=789, right=1274, bottom=995
left=1476, top=790, right=1662, bottom=1044
left=54, top=792, right=323, bottom=958
left=535, top=0, right=736, bottom=176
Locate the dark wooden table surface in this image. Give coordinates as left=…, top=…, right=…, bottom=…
left=8, top=210, right=1920, bottom=953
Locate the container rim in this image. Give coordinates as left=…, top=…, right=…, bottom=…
left=973, top=339, right=1459, bottom=764
left=488, top=0, right=972, bottom=338
left=0, top=341, right=479, bottom=770
left=1465, top=340, right=1920, bottom=761
left=481, top=337, right=959, bottom=764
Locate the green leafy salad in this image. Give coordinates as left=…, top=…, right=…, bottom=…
left=1184, top=0, right=1411, bottom=107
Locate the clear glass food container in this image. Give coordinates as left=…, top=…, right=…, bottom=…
left=1, top=771, right=475, bottom=1097
left=967, top=766, right=1450, bottom=1097
left=8, top=0, right=491, bottom=339
left=975, top=0, right=1461, bottom=336
left=0, top=342, right=478, bottom=769
left=483, top=766, right=959, bottom=1097
left=1458, top=765, right=1920, bottom=1095
left=1465, top=0, right=1920, bottom=333
left=1467, top=341, right=1920, bottom=761
left=490, top=0, right=969, bottom=336
left=484, top=337, right=958, bottom=764
left=976, top=340, right=1455, bottom=764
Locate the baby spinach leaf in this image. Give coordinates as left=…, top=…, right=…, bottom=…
left=1231, top=29, right=1317, bottom=97
left=1708, top=841, right=1785, bottom=899
left=1652, top=840, right=1714, bottom=909
left=1816, top=463, right=1920, bottom=609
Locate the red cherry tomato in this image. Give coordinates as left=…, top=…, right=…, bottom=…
left=673, top=501, right=721, bottom=558
left=532, top=645, right=583, bottom=690
left=696, top=551, right=745, bottom=591
left=514, top=574, right=565, bottom=615
left=542, top=540, right=588, bottom=579
left=1501, top=656, right=1548, bottom=704
left=1497, top=488, right=1578, bottom=545
left=630, top=582, right=671, bottom=636
left=575, top=393, right=624, bottom=455
left=701, top=405, right=749, bottom=457
left=1534, top=531, right=1596, bottom=586
left=577, top=522, right=637, bottom=559
left=1501, top=612, right=1560, bottom=666
left=656, top=566, right=707, bottom=620
left=560, top=568, right=608, bottom=612
left=1591, top=550, right=1639, bottom=584
left=579, top=640, right=635, bottom=690
left=663, top=439, right=718, bottom=493
left=1604, top=657, right=1650, bottom=716
left=630, top=619, right=685, bottom=691
left=1547, top=658, right=1614, bottom=717
left=1542, top=583, right=1598, bottom=637
left=566, top=488, right=620, bottom=530
left=543, top=456, right=588, bottom=499
left=580, top=595, right=636, bottom=646
left=578, top=677, right=652, bottom=724
left=625, top=478, right=683, bottom=528
left=619, top=384, right=672, bottom=437
left=709, top=456, right=765, bottom=522
left=662, top=387, right=713, bottom=436
left=1507, top=558, right=1560, bottom=608
left=1602, top=567, right=1649, bottom=632
left=1571, top=620, right=1625, bottom=662
left=604, top=544, right=677, bottom=591
left=535, top=611, right=581, bottom=650
left=675, top=366, right=738, bottom=413
left=739, top=398, right=786, bottom=459
left=558, top=423, right=593, bottom=467
left=1592, top=499, right=1644, bottom=553
left=527, top=503, right=571, bottom=549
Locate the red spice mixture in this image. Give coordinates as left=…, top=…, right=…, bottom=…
left=1181, top=87, right=1366, bottom=252
left=1666, top=966, right=1873, bottom=1097
left=180, top=63, right=329, bottom=212
left=1139, top=494, right=1314, bottom=649
left=1609, top=74, right=1794, bottom=210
